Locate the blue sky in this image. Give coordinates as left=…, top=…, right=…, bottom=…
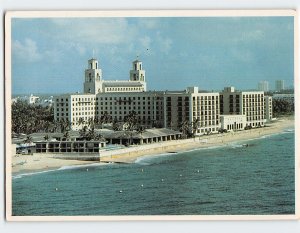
left=11, top=16, right=294, bottom=94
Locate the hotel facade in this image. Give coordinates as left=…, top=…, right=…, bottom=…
left=54, top=58, right=272, bottom=135
left=220, top=87, right=266, bottom=128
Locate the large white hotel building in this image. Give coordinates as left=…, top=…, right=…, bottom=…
left=54, top=58, right=272, bottom=135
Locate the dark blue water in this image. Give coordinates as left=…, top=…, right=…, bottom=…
left=12, top=130, right=295, bottom=216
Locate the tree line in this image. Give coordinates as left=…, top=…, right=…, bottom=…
left=12, top=100, right=55, bottom=135
left=272, top=99, right=294, bottom=117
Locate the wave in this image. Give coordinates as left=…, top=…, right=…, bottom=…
left=135, top=152, right=176, bottom=165
left=284, top=128, right=294, bottom=132
left=12, top=169, right=58, bottom=179
left=12, top=163, right=110, bottom=180
left=57, top=163, right=108, bottom=171
left=180, top=144, right=226, bottom=153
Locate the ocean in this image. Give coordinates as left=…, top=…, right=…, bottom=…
left=12, top=130, right=295, bottom=216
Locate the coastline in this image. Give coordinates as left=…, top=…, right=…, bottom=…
left=11, top=116, right=294, bottom=176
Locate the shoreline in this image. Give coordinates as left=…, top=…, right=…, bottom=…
left=11, top=117, right=295, bottom=176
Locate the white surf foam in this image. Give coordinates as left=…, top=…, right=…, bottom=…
left=12, top=163, right=110, bottom=179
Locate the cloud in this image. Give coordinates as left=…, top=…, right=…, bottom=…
left=12, top=38, right=42, bottom=62
left=230, top=48, right=254, bottom=62
left=58, top=41, right=87, bottom=55
left=50, top=18, right=136, bottom=45
left=156, top=32, right=172, bottom=54
left=50, top=18, right=174, bottom=56
left=139, top=36, right=152, bottom=49
left=233, top=30, right=265, bottom=43
left=44, top=49, right=64, bottom=63
left=137, top=18, right=160, bottom=29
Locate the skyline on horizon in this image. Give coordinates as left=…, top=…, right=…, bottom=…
left=11, top=16, right=294, bottom=95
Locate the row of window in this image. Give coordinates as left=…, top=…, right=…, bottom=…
left=56, top=97, right=97, bottom=102
left=98, top=96, right=153, bottom=101
left=73, top=112, right=94, bottom=116
left=243, top=94, right=264, bottom=98
left=99, top=101, right=156, bottom=106
left=246, top=117, right=264, bottom=121
left=56, top=113, right=69, bottom=116
left=196, top=128, right=218, bottom=133
left=105, top=87, right=144, bottom=92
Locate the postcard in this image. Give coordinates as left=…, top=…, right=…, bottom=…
left=5, top=10, right=299, bottom=221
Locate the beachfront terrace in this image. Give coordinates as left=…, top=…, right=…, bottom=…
left=102, top=128, right=182, bottom=146
left=36, top=141, right=106, bottom=153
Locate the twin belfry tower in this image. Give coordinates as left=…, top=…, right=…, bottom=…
left=83, top=58, right=146, bottom=94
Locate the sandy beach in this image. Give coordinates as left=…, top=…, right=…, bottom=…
left=11, top=116, right=295, bottom=175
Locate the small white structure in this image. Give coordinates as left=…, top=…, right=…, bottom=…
left=264, top=96, right=273, bottom=122
left=220, top=115, right=247, bottom=131
left=28, top=94, right=39, bottom=104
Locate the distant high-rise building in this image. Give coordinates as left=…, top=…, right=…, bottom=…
left=275, top=80, right=285, bottom=91
left=258, top=81, right=269, bottom=92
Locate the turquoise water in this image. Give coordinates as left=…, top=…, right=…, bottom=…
left=12, top=130, right=295, bottom=216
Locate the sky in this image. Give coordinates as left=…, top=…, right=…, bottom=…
left=11, top=16, right=294, bottom=95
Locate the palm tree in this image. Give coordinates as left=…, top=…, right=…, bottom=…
left=87, top=117, right=95, bottom=128
left=192, top=118, right=200, bottom=139
left=65, top=119, right=72, bottom=131
left=59, top=119, right=65, bottom=133
left=95, top=133, right=105, bottom=141
left=44, top=134, right=49, bottom=141
left=23, top=135, right=33, bottom=144
left=86, top=126, right=97, bottom=141
left=112, top=120, right=122, bottom=131
left=102, top=112, right=113, bottom=124
left=77, top=117, right=85, bottom=128
left=179, top=120, right=192, bottom=138
left=124, top=111, right=138, bottom=131
left=63, top=130, right=71, bottom=141
left=98, top=112, right=113, bottom=129
left=79, top=125, right=88, bottom=139
left=137, top=125, right=145, bottom=145
left=52, top=120, right=60, bottom=133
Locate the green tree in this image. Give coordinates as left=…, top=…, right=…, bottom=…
left=86, top=126, right=97, bottom=141
left=179, top=120, right=192, bottom=138
left=12, top=100, right=54, bottom=135
left=272, top=99, right=294, bottom=117
left=44, top=134, right=49, bottom=141
left=79, top=125, right=88, bottom=139
left=112, top=120, right=123, bottom=131
left=124, top=111, right=138, bottom=131
left=23, top=135, right=33, bottom=144
left=192, top=118, right=200, bottom=138
left=77, top=117, right=85, bottom=127
left=63, top=130, right=70, bottom=141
